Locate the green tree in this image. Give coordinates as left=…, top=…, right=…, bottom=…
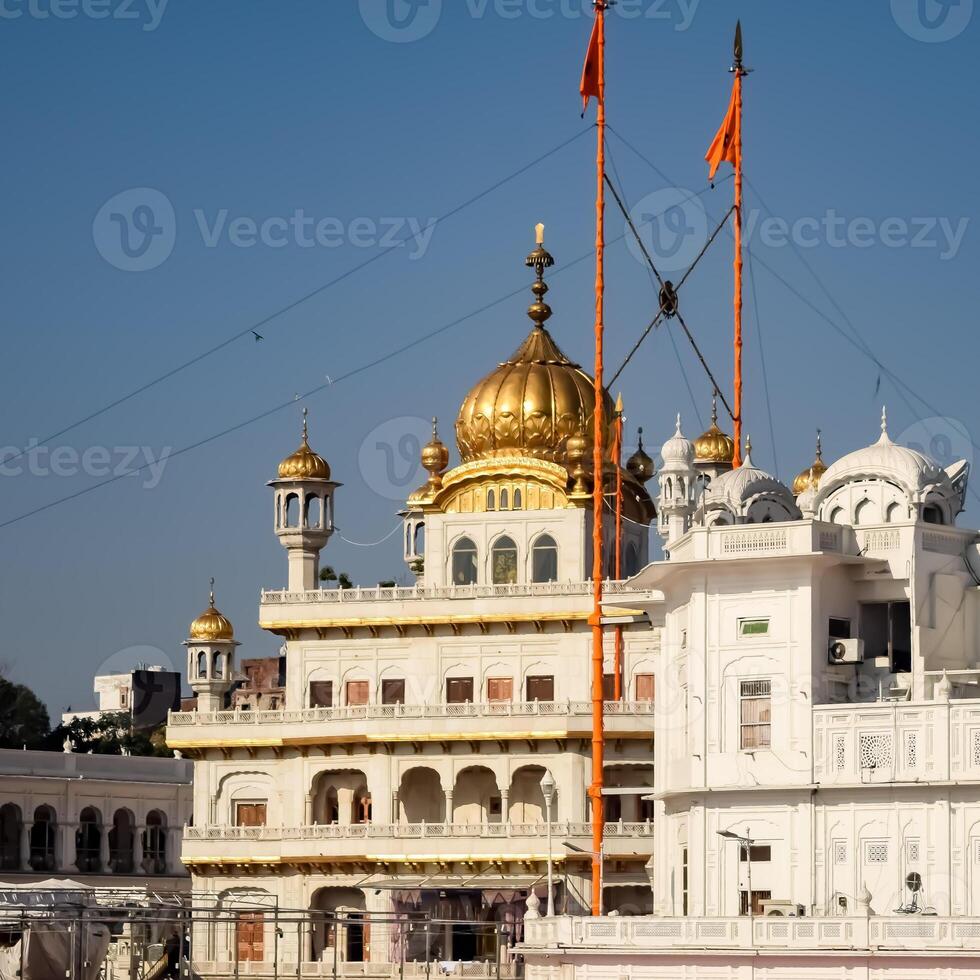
left=319, top=566, right=353, bottom=590
left=0, top=677, right=51, bottom=749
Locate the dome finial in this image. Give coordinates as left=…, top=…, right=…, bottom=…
left=626, top=425, right=655, bottom=483
left=878, top=405, right=892, bottom=445
left=302, top=406, right=309, bottom=444
left=711, top=389, right=718, bottom=425
left=816, top=428, right=823, bottom=461
left=525, top=224, right=555, bottom=329
left=637, top=426, right=645, bottom=450
left=744, top=434, right=753, bottom=465
left=209, top=576, right=215, bottom=608
left=675, top=413, right=682, bottom=435
left=432, top=416, right=439, bottom=439
left=421, top=417, right=449, bottom=490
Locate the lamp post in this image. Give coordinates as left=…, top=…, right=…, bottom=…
left=717, top=828, right=755, bottom=918
left=540, top=769, right=556, bottom=917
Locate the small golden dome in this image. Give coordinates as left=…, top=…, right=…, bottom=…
left=626, top=428, right=655, bottom=483
left=278, top=409, right=331, bottom=480
left=455, top=227, right=614, bottom=465
left=421, top=418, right=450, bottom=489
left=693, top=395, right=734, bottom=465
left=792, top=429, right=827, bottom=496
left=189, top=582, right=234, bottom=641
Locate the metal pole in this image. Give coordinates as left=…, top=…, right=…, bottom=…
left=333, top=913, right=340, bottom=980
left=297, top=920, right=302, bottom=980
left=545, top=796, right=554, bottom=917
left=494, top=924, right=501, bottom=980
left=399, top=917, right=405, bottom=980
left=234, top=912, right=240, bottom=980
left=425, top=918, right=431, bottom=980
left=746, top=827, right=753, bottom=921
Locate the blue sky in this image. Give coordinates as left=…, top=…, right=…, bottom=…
left=0, top=0, right=977, bottom=714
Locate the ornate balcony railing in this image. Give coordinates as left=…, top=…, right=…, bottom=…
left=260, top=580, right=644, bottom=605
left=183, top=821, right=654, bottom=842
left=169, top=700, right=654, bottom=727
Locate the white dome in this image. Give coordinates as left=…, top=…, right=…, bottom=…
left=816, top=411, right=947, bottom=500
left=704, top=446, right=793, bottom=510
left=661, top=415, right=695, bottom=467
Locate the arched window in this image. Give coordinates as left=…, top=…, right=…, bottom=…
left=304, top=495, right=321, bottom=529
left=76, top=807, right=102, bottom=873
left=886, top=501, right=903, bottom=523
left=829, top=506, right=846, bottom=526
left=142, top=811, right=167, bottom=874
left=491, top=536, right=519, bottom=585
left=109, top=809, right=134, bottom=874
left=30, top=806, right=56, bottom=872
left=212, top=652, right=223, bottom=679
left=451, top=537, right=478, bottom=586
left=922, top=503, right=944, bottom=525
left=197, top=651, right=207, bottom=678
left=500, top=489, right=509, bottom=510
left=285, top=493, right=299, bottom=528
left=531, top=535, right=559, bottom=583
left=487, top=489, right=496, bottom=511
left=513, top=488, right=522, bottom=509
left=413, top=522, right=425, bottom=555
left=0, top=804, right=22, bottom=871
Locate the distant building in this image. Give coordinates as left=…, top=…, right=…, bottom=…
left=61, top=665, right=179, bottom=728
left=0, top=748, right=192, bottom=889
left=230, top=656, right=286, bottom=711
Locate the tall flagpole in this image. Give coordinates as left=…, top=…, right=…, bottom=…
left=589, top=0, right=608, bottom=918
left=732, top=23, right=746, bottom=467
left=613, top=396, right=623, bottom=703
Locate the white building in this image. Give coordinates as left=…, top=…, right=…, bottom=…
left=62, top=664, right=174, bottom=726
left=0, top=747, right=191, bottom=889
left=166, top=235, right=660, bottom=974
left=520, top=413, right=980, bottom=976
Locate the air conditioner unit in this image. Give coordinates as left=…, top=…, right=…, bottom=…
left=828, top=638, right=864, bottom=665
left=760, top=900, right=806, bottom=917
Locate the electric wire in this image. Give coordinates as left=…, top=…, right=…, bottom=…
left=3, top=127, right=594, bottom=468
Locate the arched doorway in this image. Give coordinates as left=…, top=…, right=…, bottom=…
left=30, top=806, right=56, bottom=871
left=310, top=770, right=369, bottom=826
left=309, top=888, right=367, bottom=963
left=397, top=768, right=445, bottom=823
left=75, top=807, right=102, bottom=873
left=109, top=809, right=135, bottom=873
left=142, top=810, right=167, bottom=873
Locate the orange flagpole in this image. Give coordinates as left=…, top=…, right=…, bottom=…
left=732, top=68, right=744, bottom=467
left=589, top=0, right=607, bottom=917
left=613, top=398, right=623, bottom=702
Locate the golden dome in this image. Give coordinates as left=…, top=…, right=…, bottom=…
left=792, top=430, right=827, bottom=496
left=455, top=229, right=613, bottom=465
left=626, top=427, right=655, bottom=483
left=278, top=409, right=331, bottom=480
left=189, top=583, right=234, bottom=641
left=693, top=395, right=734, bottom=465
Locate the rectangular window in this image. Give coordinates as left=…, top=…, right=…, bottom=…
left=381, top=679, right=406, bottom=705
left=446, top=677, right=474, bottom=704
left=738, top=618, right=770, bottom=638
left=526, top=675, right=555, bottom=702
left=602, top=673, right=616, bottom=701
left=635, top=673, right=655, bottom=702
left=346, top=680, right=369, bottom=706
left=739, top=679, right=771, bottom=749
left=739, top=844, right=772, bottom=862
left=235, top=802, right=267, bottom=827
left=829, top=617, right=851, bottom=639
left=860, top=601, right=912, bottom=673
left=309, top=681, right=333, bottom=708
left=865, top=841, right=889, bottom=864
left=487, top=677, right=513, bottom=703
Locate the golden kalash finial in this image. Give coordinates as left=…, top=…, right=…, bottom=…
left=189, top=577, right=235, bottom=641
left=792, top=428, right=828, bottom=496
left=627, top=427, right=656, bottom=483
left=278, top=407, right=331, bottom=480
left=525, top=222, right=556, bottom=329
left=566, top=423, right=590, bottom=495
left=421, top=417, right=450, bottom=490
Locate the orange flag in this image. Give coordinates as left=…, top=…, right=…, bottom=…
left=705, top=76, right=741, bottom=180
left=580, top=17, right=601, bottom=113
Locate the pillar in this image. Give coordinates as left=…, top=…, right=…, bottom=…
left=445, top=791, right=453, bottom=825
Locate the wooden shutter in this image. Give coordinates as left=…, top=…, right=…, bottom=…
left=487, top=677, right=513, bottom=703
left=346, top=680, right=369, bottom=706
left=635, top=673, right=655, bottom=702
left=381, top=679, right=406, bottom=705
left=526, top=675, right=554, bottom=702
left=235, top=803, right=267, bottom=827
left=237, top=913, right=265, bottom=962
left=446, top=677, right=474, bottom=703
left=602, top=673, right=616, bottom=700
left=309, top=681, right=333, bottom=708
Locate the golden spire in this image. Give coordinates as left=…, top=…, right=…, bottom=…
left=792, top=428, right=828, bottom=496
left=525, top=222, right=556, bottom=329
left=626, top=427, right=655, bottom=483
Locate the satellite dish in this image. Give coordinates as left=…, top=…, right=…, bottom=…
left=906, top=872, right=923, bottom=894
left=966, top=542, right=980, bottom=586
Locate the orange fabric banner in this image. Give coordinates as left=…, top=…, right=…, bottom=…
left=705, top=76, right=741, bottom=180
left=580, top=17, right=601, bottom=112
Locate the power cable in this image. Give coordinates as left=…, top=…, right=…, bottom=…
left=3, top=127, right=594, bottom=467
